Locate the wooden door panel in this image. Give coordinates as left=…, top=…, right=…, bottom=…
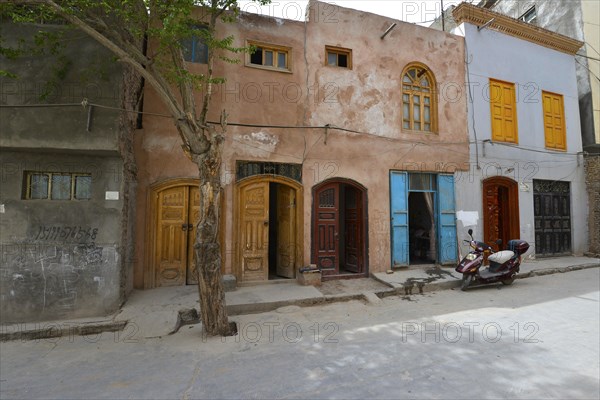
left=276, top=184, right=296, bottom=278
left=390, top=172, right=409, bottom=266
left=437, top=174, right=457, bottom=264
left=240, top=182, right=269, bottom=282
left=156, top=187, right=188, bottom=286
left=313, top=184, right=339, bottom=274
left=483, top=183, right=501, bottom=249
left=483, top=178, right=520, bottom=252
left=534, top=180, right=571, bottom=255
left=344, top=186, right=361, bottom=273
left=186, top=186, right=200, bottom=285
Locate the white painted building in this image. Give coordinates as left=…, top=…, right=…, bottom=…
left=450, top=3, right=588, bottom=258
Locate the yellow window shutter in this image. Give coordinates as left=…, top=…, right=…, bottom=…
left=490, top=81, right=505, bottom=141
left=542, top=91, right=566, bottom=151
left=543, top=93, right=554, bottom=148
left=553, top=96, right=566, bottom=150
left=503, top=85, right=516, bottom=142
left=490, top=79, right=518, bottom=143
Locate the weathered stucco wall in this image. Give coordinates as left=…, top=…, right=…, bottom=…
left=300, top=2, right=468, bottom=268
left=134, top=2, right=468, bottom=287
left=0, top=22, right=141, bottom=322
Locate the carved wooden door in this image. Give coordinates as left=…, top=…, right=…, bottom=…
left=240, top=181, right=269, bottom=282
left=482, top=177, right=519, bottom=251
left=276, top=184, right=296, bottom=278
left=156, top=186, right=199, bottom=286
left=533, top=180, right=571, bottom=255
left=313, top=183, right=340, bottom=275
left=343, top=186, right=362, bottom=273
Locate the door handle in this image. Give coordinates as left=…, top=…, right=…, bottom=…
left=264, top=220, right=269, bottom=226
left=182, top=224, right=193, bottom=231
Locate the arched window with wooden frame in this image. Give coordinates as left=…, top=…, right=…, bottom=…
left=402, top=63, right=437, bottom=133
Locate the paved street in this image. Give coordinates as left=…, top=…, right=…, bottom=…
left=1, top=268, right=599, bottom=399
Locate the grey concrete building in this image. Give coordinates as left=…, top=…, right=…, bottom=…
left=0, top=22, right=142, bottom=323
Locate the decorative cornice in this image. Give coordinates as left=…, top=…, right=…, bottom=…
left=452, top=3, right=583, bottom=55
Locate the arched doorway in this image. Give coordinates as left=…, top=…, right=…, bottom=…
left=235, top=176, right=303, bottom=283
left=312, top=179, right=368, bottom=278
left=146, top=178, right=201, bottom=288
left=482, top=177, right=520, bottom=250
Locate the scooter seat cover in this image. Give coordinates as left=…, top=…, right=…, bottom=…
left=488, top=250, right=515, bottom=264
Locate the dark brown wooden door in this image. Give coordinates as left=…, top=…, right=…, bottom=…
left=313, top=183, right=339, bottom=275
left=483, top=177, right=520, bottom=250
left=534, top=180, right=571, bottom=255
left=344, top=186, right=362, bottom=273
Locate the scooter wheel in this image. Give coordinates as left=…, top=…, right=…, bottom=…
left=461, top=275, right=473, bottom=291
left=501, top=277, right=515, bottom=285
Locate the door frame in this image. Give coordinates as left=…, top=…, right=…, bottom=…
left=482, top=176, right=520, bottom=248
left=145, top=178, right=199, bottom=289
left=234, top=175, right=303, bottom=283
left=311, top=178, right=369, bottom=278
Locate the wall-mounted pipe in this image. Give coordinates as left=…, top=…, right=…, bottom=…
left=381, top=23, right=397, bottom=40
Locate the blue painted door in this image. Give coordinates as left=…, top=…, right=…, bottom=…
left=390, top=171, right=409, bottom=266
left=437, top=174, right=457, bottom=264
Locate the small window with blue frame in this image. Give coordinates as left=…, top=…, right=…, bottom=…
left=182, top=25, right=209, bottom=64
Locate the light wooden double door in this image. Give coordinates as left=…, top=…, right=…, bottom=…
left=155, top=180, right=299, bottom=286
left=155, top=185, right=200, bottom=286
left=238, top=180, right=298, bottom=282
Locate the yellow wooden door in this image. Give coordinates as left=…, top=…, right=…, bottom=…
left=156, top=185, right=199, bottom=286
left=186, top=186, right=200, bottom=285
left=276, top=184, right=296, bottom=278
left=240, top=181, right=269, bottom=282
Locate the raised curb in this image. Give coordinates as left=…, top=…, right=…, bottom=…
left=227, top=292, right=366, bottom=316
left=516, top=262, right=600, bottom=279
left=372, top=262, right=600, bottom=295
left=0, top=319, right=127, bottom=342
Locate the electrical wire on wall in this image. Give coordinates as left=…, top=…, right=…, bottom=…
left=1, top=99, right=586, bottom=162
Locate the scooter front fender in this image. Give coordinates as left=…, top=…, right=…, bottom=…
left=455, top=255, right=482, bottom=274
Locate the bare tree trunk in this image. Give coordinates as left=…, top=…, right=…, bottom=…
left=192, top=125, right=231, bottom=337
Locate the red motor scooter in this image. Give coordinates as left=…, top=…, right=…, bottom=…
left=455, top=229, right=530, bottom=291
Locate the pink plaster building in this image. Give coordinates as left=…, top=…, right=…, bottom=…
left=133, top=1, right=468, bottom=289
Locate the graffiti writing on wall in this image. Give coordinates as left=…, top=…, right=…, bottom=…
left=33, top=226, right=99, bottom=242
left=0, top=242, right=119, bottom=323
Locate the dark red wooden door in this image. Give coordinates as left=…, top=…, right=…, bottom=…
left=344, top=186, right=362, bottom=273
left=313, top=183, right=339, bottom=275
left=483, top=177, right=520, bottom=251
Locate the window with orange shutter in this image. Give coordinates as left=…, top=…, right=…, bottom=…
left=542, top=91, right=566, bottom=151
left=489, top=79, right=518, bottom=143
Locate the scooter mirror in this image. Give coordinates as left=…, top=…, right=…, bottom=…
left=468, top=228, right=473, bottom=236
